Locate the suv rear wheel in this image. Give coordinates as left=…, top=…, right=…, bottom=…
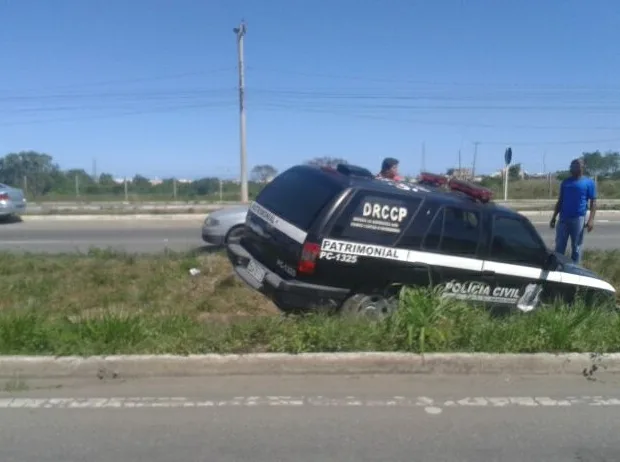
left=340, top=293, right=398, bottom=320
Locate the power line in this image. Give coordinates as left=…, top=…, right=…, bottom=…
left=253, top=102, right=620, bottom=131
left=0, top=102, right=235, bottom=127
left=255, top=104, right=620, bottom=147
left=1, top=68, right=236, bottom=95
left=478, top=137, right=620, bottom=147
left=8, top=84, right=620, bottom=104
left=248, top=66, right=620, bottom=91
left=0, top=88, right=235, bottom=103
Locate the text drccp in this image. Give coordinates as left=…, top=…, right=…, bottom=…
left=362, top=202, right=408, bottom=223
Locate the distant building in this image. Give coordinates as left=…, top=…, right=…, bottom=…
left=448, top=168, right=474, bottom=180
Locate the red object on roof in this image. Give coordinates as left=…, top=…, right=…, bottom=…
left=418, top=172, right=448, bottom=187
left=448, top=178, right=494, bottom=203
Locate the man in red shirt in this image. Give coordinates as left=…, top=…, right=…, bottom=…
left=377, top=157, right=404, bottom=181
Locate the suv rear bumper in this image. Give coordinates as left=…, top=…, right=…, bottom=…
left=227, top=243, right=350, bottom=312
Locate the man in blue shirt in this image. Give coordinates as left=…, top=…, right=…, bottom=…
left=550, top=158, right=597, bottom=264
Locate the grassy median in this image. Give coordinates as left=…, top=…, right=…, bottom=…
left=0, top=249, right=619, bottom=355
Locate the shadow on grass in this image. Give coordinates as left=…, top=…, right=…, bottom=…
left=188, top=245, right=226, bottom=256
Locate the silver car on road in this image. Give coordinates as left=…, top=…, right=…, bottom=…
left=201, top=205, right=249, bottom=246
left=0, top=183, right=27, bottom=219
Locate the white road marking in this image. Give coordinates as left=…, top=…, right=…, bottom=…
left=0, top=239, right=182, bottom=245
left=1, top=395, right=620, bottom=410
left=424, top=406, right=443, bottom=415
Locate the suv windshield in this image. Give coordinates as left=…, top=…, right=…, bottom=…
left=255, top=167, right=344, bottom=230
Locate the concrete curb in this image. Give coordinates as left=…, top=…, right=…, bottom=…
left=0, top=353, right=615, bottom=379
left=519, top=210, right=620, bottom=217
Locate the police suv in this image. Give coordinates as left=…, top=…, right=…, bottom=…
left=227, top=164, right=616, bottom=317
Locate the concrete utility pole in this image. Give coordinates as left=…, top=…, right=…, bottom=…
left=421, top=142, right=426, bottom=173
left=472, top=141, right=480, bottom=179
left=92, top=158, right=98, bottom=183
left=234, top=21, right=248, bottom=203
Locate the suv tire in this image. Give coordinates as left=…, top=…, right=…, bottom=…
left=340, top=293, right=398, bottom=320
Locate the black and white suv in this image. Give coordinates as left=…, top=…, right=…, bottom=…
left=227, top=164, right=616, bottom=317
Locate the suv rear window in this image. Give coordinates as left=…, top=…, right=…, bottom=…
left=255, top=167, right=344, bottom=230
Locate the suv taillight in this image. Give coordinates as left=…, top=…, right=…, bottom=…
left=0, top=193, right=8, bottom=201
left=298, top=242, right=321, bottom=275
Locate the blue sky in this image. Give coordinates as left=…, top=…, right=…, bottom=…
left=2, top=0, right=620, bottom=179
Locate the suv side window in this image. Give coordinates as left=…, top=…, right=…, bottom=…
left=398, top=201, right=440, bottom=250
left=329, top=192, right=421, bottom=246
left=441, top=207, right=481, bottom=256
left=422, top=206, right=481, bottom=256
left=490, top=215, right=546, bottom=267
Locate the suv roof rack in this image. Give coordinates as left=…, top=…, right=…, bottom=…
left=319, top=163, right=375, bottom=179
left=417, top=171, right=494, bottom=204
left=335, top=163, right=375, bottom=179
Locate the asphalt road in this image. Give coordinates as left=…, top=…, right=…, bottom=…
left=1, top=217, right=620, bottom=253
left=0, top=219, right=205, bottom=254
left=1, top=373, right=620, bottom=461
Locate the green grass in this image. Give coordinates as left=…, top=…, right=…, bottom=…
left=0, top=250, right=619, bottom=355
left=0, top=249, right=279, bottom=318
left=483, top=178, right=620, bottom=200
left=0, top=289, right=618, bottom=355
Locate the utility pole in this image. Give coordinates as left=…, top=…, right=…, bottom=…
left=234, top=21, right=248, bottom=203
left=421, top=142, right=426, bottom=173
left=92, top=158, right=98, bottom=183
left=472, top=141, right=480, bottom=179
left=75, top=174, right=80, bottom=198
left=543, top=151, right=551, bottom=199
left=458, top=149, right=462, bottom=175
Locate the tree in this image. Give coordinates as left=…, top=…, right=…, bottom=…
left=508, top=163, right=522, bottom=180
left=98, top=173, right=117, bottom=186
left=131, top=174, right=152, bottom=192
left=582, top=151, right=620, bottom=177
left=0, top=151, right=59, bottom=197
left=581, top=151, right=606, bottom=176
left=305, top=157, right=348, bottom=168
left=250, top=164, right=278, bottom=182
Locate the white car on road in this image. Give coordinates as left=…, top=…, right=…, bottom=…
left=201, top=205, right=249, bottom=246
left=0, top=183, right=27, bottom=219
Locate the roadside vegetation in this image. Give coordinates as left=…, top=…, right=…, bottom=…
left=0, top=249, right=619, bottom=355
left=6, top=150, right=620, bottom=203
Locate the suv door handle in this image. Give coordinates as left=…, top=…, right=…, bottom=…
left=481, top=270, right=495, bottom=278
